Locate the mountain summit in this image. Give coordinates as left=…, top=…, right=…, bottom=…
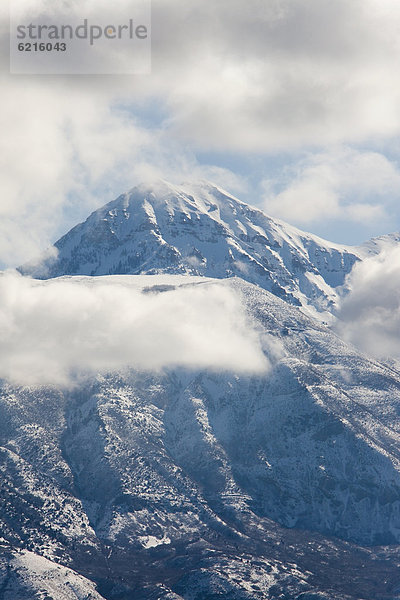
left=21, top=180, right=362, bottom=319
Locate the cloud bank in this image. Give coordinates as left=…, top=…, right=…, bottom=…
left=336, top=246, right=400, bottom=359
left=0, top=273, right=269, bottom=386
left=151, top=0, right=400, bottom=151
left=2, top=0, right=400, bottom=262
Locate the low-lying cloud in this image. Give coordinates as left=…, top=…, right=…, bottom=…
left=0, top=273, right=269, bottom=386
left=336, top=246, right=400, bottom=358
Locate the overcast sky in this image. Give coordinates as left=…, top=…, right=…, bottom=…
left=2, top=0, right=400, bottom=267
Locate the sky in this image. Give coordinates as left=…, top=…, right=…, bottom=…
left=2, top=0, right=400, bottom=268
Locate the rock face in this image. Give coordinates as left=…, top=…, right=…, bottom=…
left=20, top=180, right=362, bottom=319
left=1, top=276, right=400, bottom=600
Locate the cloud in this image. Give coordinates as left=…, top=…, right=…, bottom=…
left=336, top=246, right=400, bottom=358
left=2, top=0, right=400, bottom=265
left=0, top=83, right=147, bottom=266
left=0, top=273, right=269, bottom=386
left=4, top=1, right=400, bottom=154
left=0, top=78, right=245, bottom=269
left=149, top=0, right=400, bottom=151
left=262, top=147, right=400, bottom=226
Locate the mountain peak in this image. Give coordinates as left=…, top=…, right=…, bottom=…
left=20, top=181, right=362, bottom=319
left=121, top=178, right=248, bottom=219
left=130, top=177, right=241, bottom=199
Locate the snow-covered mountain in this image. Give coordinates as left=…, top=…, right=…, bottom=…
left=1, top=275, right=400, bottom=599
left=7, top=181, right=400, bottom=599
left=20, top=180, right=362, bottom=320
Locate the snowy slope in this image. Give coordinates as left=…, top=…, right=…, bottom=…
left=0, top=548, right=106, bottom=599
left=1, top=275, right=400, bottom=599
left=359, top=231, right=400, bottom=257
left=10, top=180, right=400, bottom=598
left=20, top=181, right=362, bottom=320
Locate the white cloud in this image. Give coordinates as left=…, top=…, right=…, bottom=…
left=149, top=0, right=400, bottom=151
left=262, top=148, right=400, bottom=226
left=336, top=246, right=400, bottom=358
left=0, top=273, right=269, bottom=386
left=4, top=1, right=400, bottom=152
left=2, top=0, right=400, bottom=264
left=0, top=82, right=143, bottom=264
left=0, top=78, right=246, bottom=268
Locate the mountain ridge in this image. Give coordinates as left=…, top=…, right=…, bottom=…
left=20, top=180, right=365, bottom=321
left=7, top=180, right=400, bottom=599
left=1, top=275, right=400, bottom=599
